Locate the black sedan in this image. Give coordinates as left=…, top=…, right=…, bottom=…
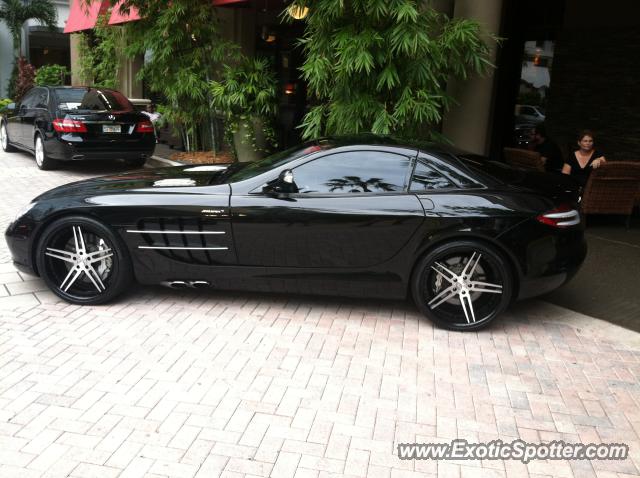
left=5, top=135, right=586, bottom=330
left=0, top=86, right=155, bottom=170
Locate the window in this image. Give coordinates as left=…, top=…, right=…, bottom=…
left=293, top=151, right=411, bottom=194
left=410, top=161, right=454, bottom=191
left=19, top=90, right=39, bottom=109
left=34, top=89, right=48, bottom=109
left=53, top=88, right=133, bottom=112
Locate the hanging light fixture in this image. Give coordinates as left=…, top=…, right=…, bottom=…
left=287, top=4, right=309, bottom=20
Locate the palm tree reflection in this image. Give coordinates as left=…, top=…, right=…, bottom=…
left=324, top=176, right=397, bottom=193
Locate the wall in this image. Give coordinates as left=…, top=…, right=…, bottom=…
left=441, top=0, right=503, bottom=155
left=545, top=0, right=640, bottom=160
left=0, top=0, right=69, bottom=98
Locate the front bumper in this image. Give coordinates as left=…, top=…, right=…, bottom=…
left=5, top=219, right=38, bottom=276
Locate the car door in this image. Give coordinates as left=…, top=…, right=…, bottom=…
left=7, top=89, right=35, bottom=147
left=19, top=88, right=47, bottom=149
left=230, top=150, right=426, bottom=269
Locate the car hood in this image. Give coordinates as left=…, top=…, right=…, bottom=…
left=34, top=164, right=232, bottom=201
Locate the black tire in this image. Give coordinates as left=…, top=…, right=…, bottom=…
left=36, top=216, right=133, bottom=305
left=412, top=240, right=513, bottom=331
left=1, top=122, right=17, bottom=152
left=126, top=157, right=147, bottom=168
left=34, top=134, right=58, bottom=170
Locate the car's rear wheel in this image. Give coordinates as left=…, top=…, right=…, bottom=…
left=34, top=134, right=57, bottom=170
left=1, top=122, right=16, bottom=152
left=36, top=216, right=133, bottom=305
left=412, top=240, right=513, bottom=331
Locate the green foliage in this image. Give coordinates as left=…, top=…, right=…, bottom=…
left=6, top=63, right=18, bottom=100
left=76, top=13, right=123, bottom=88
left=290, top=0, right=496, bottom=140
left=100, top=0, right=239, bottom=152
left=0, top=0, right=57, bottom=55
left=209, top=56, right=278, bottom=155
left=0, top=98, right=13, bottom=112
left=35, top=64, right=69, bottom=86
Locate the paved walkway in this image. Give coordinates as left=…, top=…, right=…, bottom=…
left=1, top=150, right=639, bottom=478
left=545, top=218, right=640, bottom=332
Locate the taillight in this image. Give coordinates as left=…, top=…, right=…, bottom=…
left=52, top=118, right=87, bottom=133
left=536, top=204, right=581, bottom=228
left=135, top=121, right=154, bottom=133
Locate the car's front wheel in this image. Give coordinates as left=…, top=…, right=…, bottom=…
left=412, top=240, right=513, bottom=331
left=34, top=134, right=57, bottom=170
left=36, top=216, right=133, bottom=305
left=1, top=122, right=16, bottom=152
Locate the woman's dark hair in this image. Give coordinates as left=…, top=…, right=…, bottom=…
left=577, top=129, right=595, bottom=142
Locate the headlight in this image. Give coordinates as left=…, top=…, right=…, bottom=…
left=13, top=202, right=37, bottom=222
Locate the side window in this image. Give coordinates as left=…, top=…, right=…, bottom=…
left=19, top=90, right=38, bottom=109
left=34, top=90, right=48, bottom=109
left=410, top=161, right=454, bottom=191
left=293, top=151, right=412, bottom=194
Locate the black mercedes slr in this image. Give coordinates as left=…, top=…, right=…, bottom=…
left=0, top=86, right=155, bottom=170
left=5, top=135, right=586, bottom=331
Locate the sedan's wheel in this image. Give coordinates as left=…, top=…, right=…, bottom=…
left=1, top=123, right=16, bottom=152
left=34, top=135, right=57, bottom=170
left=412, top=241, right=513, bottom=331
left=36, top=216, right=132, bottom=305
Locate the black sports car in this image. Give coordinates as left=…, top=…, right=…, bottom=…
left=0, top=86, right=155, bottom=170
left=5, top=135, right=586, bottom=330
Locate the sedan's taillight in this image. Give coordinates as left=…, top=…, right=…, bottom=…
left=135, top=121, right=154, bottom=133
left=52, top=118, right=87, bottom=133
left=536, top=204, right=581, bottom=228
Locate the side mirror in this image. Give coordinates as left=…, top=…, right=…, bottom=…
left=262, top=169, right=298, bottom=196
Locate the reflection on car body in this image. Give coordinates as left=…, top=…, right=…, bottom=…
left=5, top=134, right=587, bottom=331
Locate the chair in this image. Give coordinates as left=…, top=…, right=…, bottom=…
left=503, top=147, right=545, bottom=172
left=581, top=161, right=640, bottom=228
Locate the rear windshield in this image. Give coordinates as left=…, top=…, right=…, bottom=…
left=53, top=88, right=134, bottom=113
left=457, top=153, right=523, bottom=185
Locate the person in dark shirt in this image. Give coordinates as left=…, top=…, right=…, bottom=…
left=531, top=124, right=563, bottom=173
left=562, top=130, right=606, bottom=188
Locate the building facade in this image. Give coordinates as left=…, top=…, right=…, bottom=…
left=56, top=0, right=640, bottom=160
left=0, top=0, right=71, bottom=98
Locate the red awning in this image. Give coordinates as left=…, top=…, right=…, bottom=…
left=109, top=0, right=141, bottom=25
left=64, top=0, right=109, bottom=33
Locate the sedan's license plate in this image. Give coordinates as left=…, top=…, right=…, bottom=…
left=103, top=124, right=121, bottom=133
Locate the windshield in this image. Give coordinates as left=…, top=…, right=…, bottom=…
left=223, top=141, right=328, bottom=183
left=54, top=88, right=134, bottom=113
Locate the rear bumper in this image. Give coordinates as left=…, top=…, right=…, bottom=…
left=498, top=219, right=588, bottom=300
left=45, top=134, right=155, bottom=161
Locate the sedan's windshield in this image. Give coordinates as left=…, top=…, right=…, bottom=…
left=223, top=141, right=328, bottom=183
left=54, top=88, right=134, bottom=113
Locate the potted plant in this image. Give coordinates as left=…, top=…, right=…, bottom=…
left=209, top=56, right=278, bottom=162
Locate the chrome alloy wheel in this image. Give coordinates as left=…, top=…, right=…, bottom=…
left=0, top=124, right=7, bottom=150
left=428, top=252, right=503, bottom=324
left=413, top=241, right=512, bottom=331
left=35, top=136, right=44, bottom=167
left=43, top=225, right=114, bottom=298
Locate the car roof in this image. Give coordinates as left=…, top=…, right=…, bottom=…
left=314, top=133, right=469, bottom=158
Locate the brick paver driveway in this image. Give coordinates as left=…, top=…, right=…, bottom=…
left=1, top=149, right=639, bottom=478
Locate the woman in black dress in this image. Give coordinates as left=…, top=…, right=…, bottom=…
left=562, top=130, right=606, bottom=187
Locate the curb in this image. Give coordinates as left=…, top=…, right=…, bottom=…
left=146, top=155, right=182, bottom=167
